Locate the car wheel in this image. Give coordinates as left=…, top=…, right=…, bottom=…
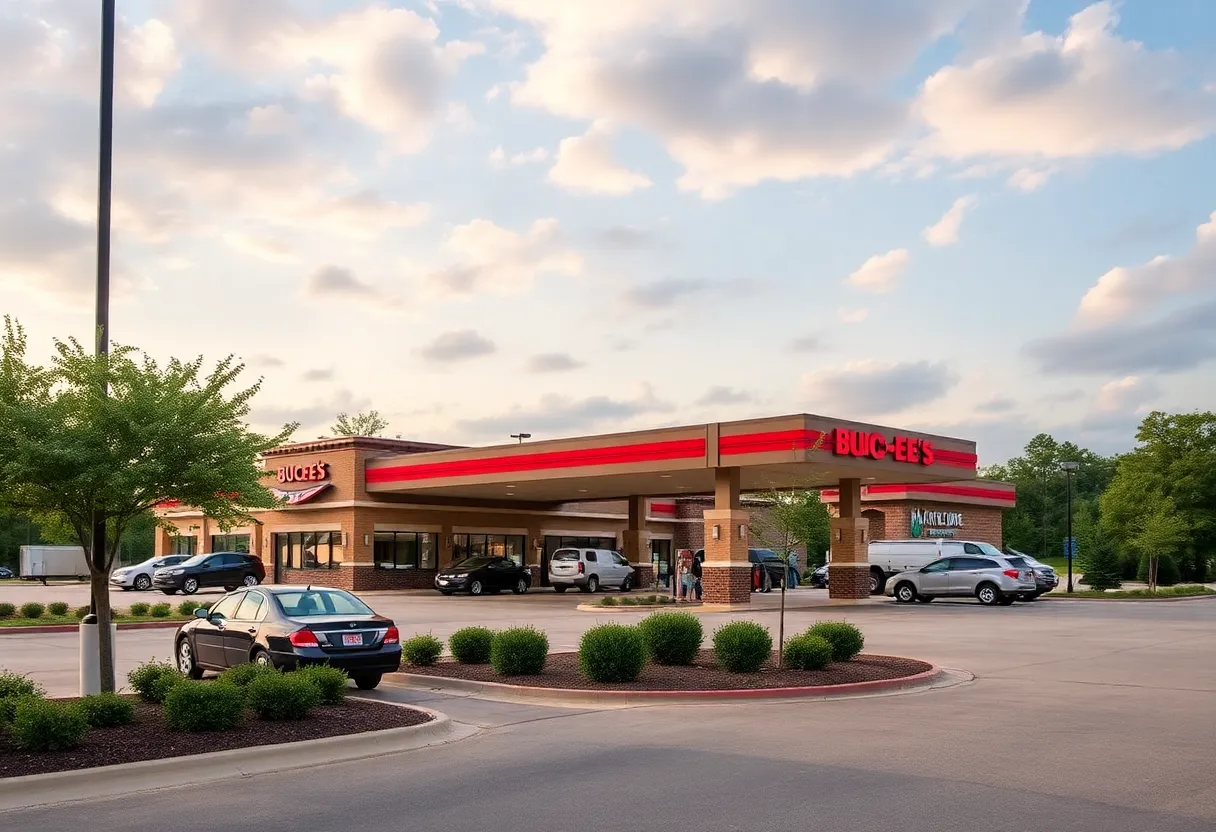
left=354, top=673, right=382, bottom=691
left=976, top=583, right=1001, bottom=606
left=253, top=648, right=276, bottom=669
left=177, top=638, right=204, bottom=680
left=243, top=574, right=259, bottom=587
left=161, top=589, right=177, bottom=596
left=894, top=582, right=917, bottom=603
left=513, top=578, right=528, bottom=595
left=182, top=578, right=199, bottom=595
left=870, top=570, right=886, bottom=595
left=553, top=585, right=568, bottom=593
left=469, top=580, right=484, bottom=596
left=916, top=596, right=934, bottom=603
left=620, top=575, right=632, bottom=593
left=998, top=595, right=1016, bottom=606
left=134, top=574, right=152, bottom=591
left=224, top=585, right=237, bottom=592
left=586, top=575, right=600, bottom=593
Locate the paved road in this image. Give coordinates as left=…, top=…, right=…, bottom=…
left=2, top=595, right=1214, bottom=829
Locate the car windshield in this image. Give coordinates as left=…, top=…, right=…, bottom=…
left=976, top=543, right=1004, bottom=558
left=178, top=554, right=210, bottom=567
left=275, top=589, right=373, bottom=617
left=1005, top=556, right=1028, bottom=567
left=552, top=550, right=580, bottom=561
left=453, top=558, right=492, bottom=569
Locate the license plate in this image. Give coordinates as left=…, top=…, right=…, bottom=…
left=342, top=633, right=362, bottom=647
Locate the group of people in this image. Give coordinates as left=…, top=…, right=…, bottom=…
left=673, top=550, right=802, bottom=602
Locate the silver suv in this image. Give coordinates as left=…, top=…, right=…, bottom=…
left=885, top=554, right=1037, bottom=606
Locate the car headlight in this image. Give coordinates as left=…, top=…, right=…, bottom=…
left=166, top=568, right=184, bottom=575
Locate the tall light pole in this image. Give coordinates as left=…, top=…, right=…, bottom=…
left=1062, top=461, right=1079, bottom=593
left=510, top=433, right=532, bottom=444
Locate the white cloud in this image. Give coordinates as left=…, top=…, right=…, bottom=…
left=316, top=191, right=431, bottom=239
left=548, top=123, right=651, bottom=195
left=1007, top=167, right=1053, bottom=192
left=1077, top=211, right=1216, bottom=324
left=923, top=196, right=977, bottom=246
left=1095, top=376, right=1161, bottom=413
left=837, top=307, right=870, bottom=324
left=846, top=249, right=909, bottom=293
left=919, top=2, right=1216, bottom=162
left=413, top=218, right=584, bottom=297
left=803, top=360, right=960, bottom=416
left=302, top=265, right=401, bottom=309
left=490, top=145, right=549, bottom=169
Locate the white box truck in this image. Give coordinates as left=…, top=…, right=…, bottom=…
left=19, top=545, right=90, bottom=580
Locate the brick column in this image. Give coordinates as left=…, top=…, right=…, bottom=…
left=624, top=496, right=653, bottom=589
left=154, top=526, right=173, bottom=557
left=702, top=468, right=751, bottom=605
left=829, top=478, right=871, bottom=600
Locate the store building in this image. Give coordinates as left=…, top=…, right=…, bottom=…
left=819, top=481, right=1016, bottom=550
left=154, top=413, right=1001, bottom=605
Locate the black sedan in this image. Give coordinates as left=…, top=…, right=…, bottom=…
left=153, top=551, right=265, bottom=595
left=174, top=586, right=401, bottom=690
left=434, top=557, right=532, bottom=596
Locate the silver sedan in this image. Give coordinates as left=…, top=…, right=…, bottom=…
left=885, top=555, right=1037, bottom=606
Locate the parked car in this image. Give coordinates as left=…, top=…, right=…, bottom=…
left=885, top=555, right=1038, bottom=606
left=1003, top=547, right=1059, bottom=600
left=174, top=586, right=400, bottom=690
left=862, top=539, right=1021, bottom=595
left=0, top=566, right=13, bottom=579
left=435, top=556, right=532, bottom=596
left=110, top=555, right=189, bottom=592
left=152, top=551, right=265, bottom=595
left=692, top=548, right=789, bottom=592
left=548, top=548, right=634, bottom=593
left=807, top=565, right=828, bottom=588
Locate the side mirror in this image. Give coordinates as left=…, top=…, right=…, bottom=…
left=193, top=608, right=210, bottom=619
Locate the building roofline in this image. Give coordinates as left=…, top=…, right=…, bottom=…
left=261, top=436, right=463, bottom=458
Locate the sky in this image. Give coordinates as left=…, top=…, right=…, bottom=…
left=1, top=0, right=1214, bottom=466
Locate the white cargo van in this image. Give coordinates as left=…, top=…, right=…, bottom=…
left=19, top=545, right=89, bottom=580
left=829, top=539, right=1010, bottom=595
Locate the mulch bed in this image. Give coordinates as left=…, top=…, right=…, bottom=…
left=0, top=698, right=432, bottom=780
left=401, top=651, right=931, bottom=691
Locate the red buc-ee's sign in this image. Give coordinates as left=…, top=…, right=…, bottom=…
left=277, top=460, right=329, bottom=484
left=833, top=428, right=935, bottom=466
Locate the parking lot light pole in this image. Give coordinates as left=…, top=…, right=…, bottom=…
left=510, top=433, right=532, bottom=444
left=1062, top=461, right=1079, bottom=593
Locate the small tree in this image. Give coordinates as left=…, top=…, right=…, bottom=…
left=1131, top=499, right=1189, bottom=592
left=750, top=489, right=831, bottom=569
left=0, top=318, right=293, bottom=691
left=1080, top=528, right=1123, bottom=591
left=331, top=410, right=388, bottom=437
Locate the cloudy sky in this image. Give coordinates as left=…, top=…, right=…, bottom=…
left=2, top=0, right=1214, bottom=465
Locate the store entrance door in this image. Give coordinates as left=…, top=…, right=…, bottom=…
left=650, top=539, right=672, bottom=591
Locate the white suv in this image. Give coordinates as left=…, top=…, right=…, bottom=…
left=548, top=548, right=635, bottom=593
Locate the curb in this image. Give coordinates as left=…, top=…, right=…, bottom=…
left=0, top=704, right=464, bottom=812
left=390, top=662, right=944, bottom=707
left=575, top=603, right=686, bottom=612
left=0, top=620, right=186, bottom=636
left=1041, top=593, right=1216, bottom=603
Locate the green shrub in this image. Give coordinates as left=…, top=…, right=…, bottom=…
left=128, top=659, right=183, bottom=703
left=448, top=626, right=494, bottom=664
left=245, top=673, right=320, bottom=721
left=0, top=602, right=15, bottom=618
left=491, top=626, right=549, bottom=676
left=806, top=622, right=865, bottom=662
left=150, top=603, right=172, bottom=618
left=295, top=665, right=349, bottom=705
left=578, top=624, right=647, bottom=683
left=783, top=634, right=834, bottom=671
left=47, top=601, right=69, bottom=617
left=599, top=596, right=619, bottom=606
left=0, top=671, right=45, bottom=725
left=128, top=602, right=151, bottom=617
left=163, top=681, right=245, bottom=732
left=73, top=605, right=91, bottom=619
left=712, top=621, right=772, bottom=673
left=178, top=601, right=200, bottom=617
left=1137, top=554, right=1181, bottom=587
left=10, top=698, right=89, bottom=751
left=402, top=634, right=444, bottom=666
left=218, top=662, right=279, bottom=690
left=19, top=602, right=45, bottom=620
left=639, top=611, right=703, bottom=666
left=78, top=692, right=135, bottom=728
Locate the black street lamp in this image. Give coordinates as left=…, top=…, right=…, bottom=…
left=1062, top=461, right=1079, bottom=593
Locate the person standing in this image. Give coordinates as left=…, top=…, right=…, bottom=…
left=691, top=551, right=703, bottom=601
left=787, top=551, right=800, bottom=589
left=677, top=551, right=695, bottom=603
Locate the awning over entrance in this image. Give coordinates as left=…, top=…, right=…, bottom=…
left=365, top=414, right=978, bottom=505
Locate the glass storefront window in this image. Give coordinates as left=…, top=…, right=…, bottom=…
left=453, top=534, right=526, bottom=566
left=274, top=531, right=343, bottom=570
left=375, top=532, right=435, bottom=570
left=211, top=534, right=250, bottom=553
left=170, top=536, right=197, bottom=556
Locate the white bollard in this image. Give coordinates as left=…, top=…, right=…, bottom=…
left=79, top=620, right=118, bottom=696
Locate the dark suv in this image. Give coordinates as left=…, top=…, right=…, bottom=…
left=693, top=548, right=789, bottom=593
left=153, top=552, right=265, bottom=595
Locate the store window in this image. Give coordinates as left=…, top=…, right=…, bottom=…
left=274, top=531, right=344, bottom=570
left=211, top=534, right=250, bottom=553
left=374, top=531, right=436, bottom=570
left=453, top=533, right=526, bottom=566
left=170, top=536, right=197, bottom=556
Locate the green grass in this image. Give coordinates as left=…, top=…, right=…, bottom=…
left=1062, top=585, right=1214, bottom=599
left=0, top=613, right=191, bottom=628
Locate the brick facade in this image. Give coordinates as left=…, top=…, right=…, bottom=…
left=829, top=501, right=1005, bottom=548
left=702, top=566, right=752, bottom=604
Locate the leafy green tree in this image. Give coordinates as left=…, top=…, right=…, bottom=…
left=0, top=318, right=293, bottom=691
left=750, top=490, right=832, bottom=568
left=1100, top=412, right=1216, bottom=582
left=1128, top=498, right=1189, bottom=591
left=331, top=410, right=388, bottom=437
left=1081, top=528, right=1123, bottom=591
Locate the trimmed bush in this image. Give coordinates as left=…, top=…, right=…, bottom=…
left=712, top=621, right=772, bottom=673
left=150, top=603, right=172, bottom=618
left=448, top=626, right=494, bottom=664
left=128, top=602, right=151, bottom=617
left=245, top=673, right=320, bottom=721
left=128, top=660, right=183, bottom=703
left=638, top=611, right=703, bottom=666
left=19, top=602, right=45, bottom=620
left=783, top=634, right=834, bottom=671
left=178, top=601, right=200, bottom=617
left=0, top=671, right=45, bottom=725
left=73, top=605, right=91, bottom=619
left=806, top=622, right=865, bottom=662
left=218, top=662, right=279, bottom=690
left=47, top=601, right=69, bottom=617
left=402, top=634, right=444, bottom=667
left=0, top=602, right=15, bottom=618
left=579, top=623, right=646, bottom=683
left=295, top=664, right=349, bottom=705
left=1137, top=554, right=1181, bottom=587
left=163, top=681, right=245, bottom=732
left=10, top=698, right=89, bottom=751
left=78, top=692, right=135, bottom=728
left=490, top=626, right=549, bottom=676
left=599, top=596, right=619, bottom=606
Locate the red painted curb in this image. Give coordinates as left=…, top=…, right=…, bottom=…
left=0, top=621, right=185, bottom=636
